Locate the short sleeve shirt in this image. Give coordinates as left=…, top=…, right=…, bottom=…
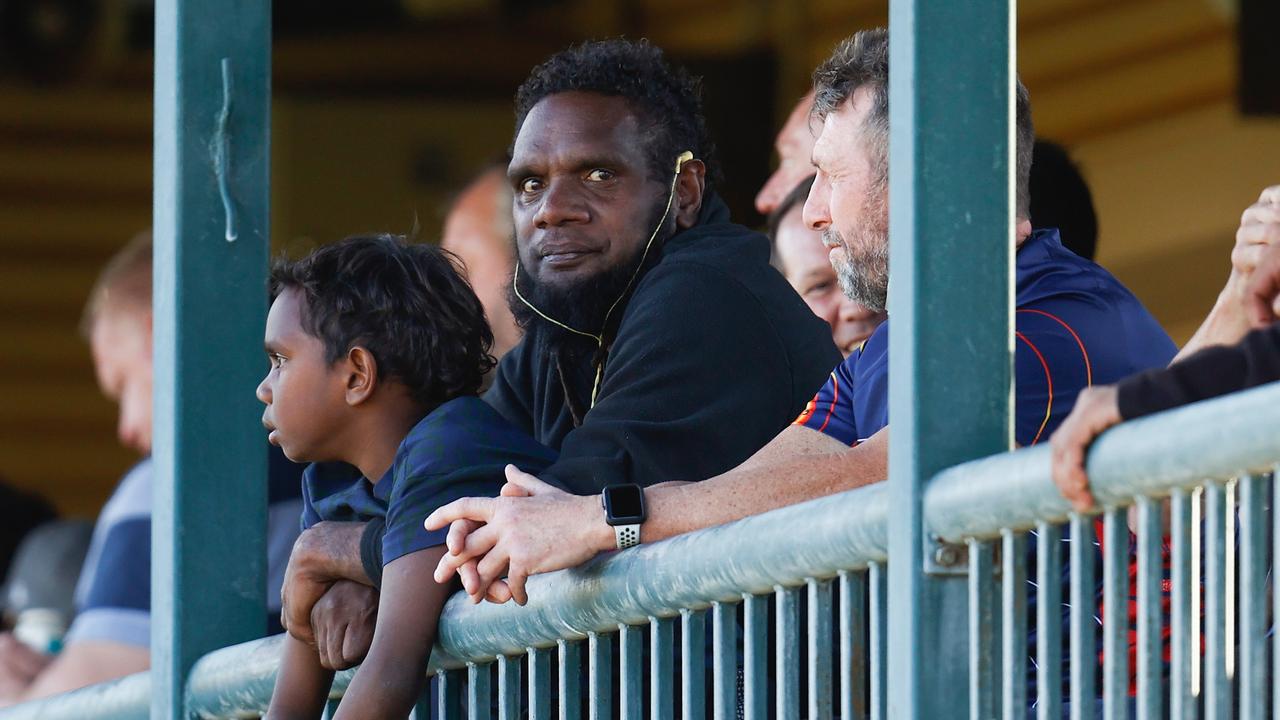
left=65, top=448, right=305, bottom=648
left=792, top=229, right=1177, bottom=700
left=795, top=228, right=1177, bottom=446
left=302, top=396, right=559, bottom=566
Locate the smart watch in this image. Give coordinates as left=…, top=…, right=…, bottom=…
left=601, top=483, right=647, bottom=550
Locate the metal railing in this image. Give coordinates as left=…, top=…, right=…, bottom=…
left=4, top=379, right=1276, bottom=719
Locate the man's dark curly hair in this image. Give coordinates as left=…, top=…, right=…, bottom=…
left=513, top=38, right=722, bottom=189
left=270, top=235, right=495, bottom=410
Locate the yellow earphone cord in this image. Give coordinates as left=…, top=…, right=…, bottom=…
left=512, top=150, right=695, bottom=409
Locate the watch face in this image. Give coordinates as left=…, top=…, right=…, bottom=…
left=603, top=484, right=646, bottom=525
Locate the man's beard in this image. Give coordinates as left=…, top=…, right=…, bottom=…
left=825, top=191, right=889, bottom=313
left=509, top=203, right=674, bottom=348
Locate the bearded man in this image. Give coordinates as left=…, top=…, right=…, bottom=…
left=427, top=29, right=1176, bottom=624
left=275, top=37, right=839, bottom=654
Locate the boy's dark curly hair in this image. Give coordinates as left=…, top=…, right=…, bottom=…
left=514, top=38, right=722, bottom=189
left=270, top=235, right=495, bottom=410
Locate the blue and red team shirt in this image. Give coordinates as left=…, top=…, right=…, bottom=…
left=796, top=228, right=1177, bottom=700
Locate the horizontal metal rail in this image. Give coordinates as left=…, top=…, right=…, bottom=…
left=4, top=380, right=1280, bottom=719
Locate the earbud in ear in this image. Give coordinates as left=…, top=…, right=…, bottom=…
left=675, top=150, right=694, bottom=173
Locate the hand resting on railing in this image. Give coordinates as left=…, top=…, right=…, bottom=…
left=1052, top=183, right=1280, bottom=512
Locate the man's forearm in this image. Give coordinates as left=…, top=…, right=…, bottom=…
left=1175, top=285, right=1251, bottom=363
left=297, top=522, right=374, bottom=586
left=640, top=432, right=886, bottom=544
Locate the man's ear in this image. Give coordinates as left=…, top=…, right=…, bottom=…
left=345, top=346, right=378, bottom=407
left=674, top=159, right=707, bottom=230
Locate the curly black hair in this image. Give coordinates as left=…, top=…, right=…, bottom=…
left=270, top=234, right=495, bottom=410
left=513, top=38, right=722, bottom=189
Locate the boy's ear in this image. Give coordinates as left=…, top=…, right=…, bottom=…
left=345, top=346, right=378, bottom=406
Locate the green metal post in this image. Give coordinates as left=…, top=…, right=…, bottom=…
left=886, top=0, right=1014, bottom=718
left=152, top=1, right=271, bottom=717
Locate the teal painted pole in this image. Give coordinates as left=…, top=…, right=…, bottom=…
left=886, top=0, right=1014, bottom=717
left=152, top=0, right=271, bottom=717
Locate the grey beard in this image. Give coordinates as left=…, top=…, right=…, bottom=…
left=828, top=231, right=889, bottom=313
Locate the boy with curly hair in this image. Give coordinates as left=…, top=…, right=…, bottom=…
left=260, top=235, right=555, bottom=719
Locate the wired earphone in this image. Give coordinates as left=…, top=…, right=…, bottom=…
left=512, top=150, right=696, bottom=409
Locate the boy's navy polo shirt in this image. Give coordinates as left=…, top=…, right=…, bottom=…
left=796, top=228, right=1176, bottom=446
left=301, top=396, right=558, bottom=566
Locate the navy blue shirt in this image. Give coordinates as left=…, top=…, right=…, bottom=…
left=796, top=228, right=1176, bottom=445
left=302, top=396, right=558, bottom=566
left=795, top=229, right=1176, bottom=702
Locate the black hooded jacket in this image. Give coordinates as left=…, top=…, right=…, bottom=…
left=484, top=193, right=842, bottom=494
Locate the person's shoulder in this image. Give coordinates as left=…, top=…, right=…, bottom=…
left=648, top=198, right=771, bottom=280
left=397, top=396, right=557, bottom=479
left=96, top=458, right=153, bottom=528
left=1018, top=229, right=1129, bottom=303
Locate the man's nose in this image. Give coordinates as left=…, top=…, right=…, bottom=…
left=755, top=169, right=788, bottom=215
left=118, top=406, right=145, bottom=453
left=532, top=179, right=590, bottom=228
left=803, top=175, right=832, bottom=232
left=255, top=375, right=271, bottom=405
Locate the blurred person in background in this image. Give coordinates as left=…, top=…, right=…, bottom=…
left=768, top=175, right=886, bottom=356
left=441, top=162, right=523, bottom=364
left=755, top=90, right=817, bottom=217
left=0, top=233, right=304, bottom=706
left=1030, top=139, right=1099, bottom=261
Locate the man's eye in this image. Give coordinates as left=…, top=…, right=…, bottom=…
left=586, top=169, right=614, bottom=182
left=520, top=178, right=543, bottom=194
left=804, top=282, right=834, bottom=296
left=270, top=353, right=287, bottom=368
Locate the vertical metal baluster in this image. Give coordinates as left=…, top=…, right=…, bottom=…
left=1193, top=486, right=1203, bottom=700
left=439, top=668, right=463, bottom=720
left=588, top=633, right=611, bottom=720
left=651, top=617, right=674, bottom=720
left=560, top=639, right=582, bottom=720
left=469, top=662, right=492, bottom=720
left=681, top=609, right=706, bottom=720
left=621, top=624, right=644, bottom=720
left=1003, top=529, right=1028, bottom=719
left=1273, top=468, right=1280, bottom=720
left=1102, top=507, right=1130, bottom=720
left=499, top=655, right=522, bottom=720
left=1069, top=514, right=1098, bottom=720
left=712, top=601, right=737, bottom=720
left=869, top=561, right=888, bottom=720
left=1136, top=498, right=1162, bottom=720
left=839, top=570, right=868, bottom=720
left=1227, top=478, right=1238, bottom=686
left=1169, top=490, right=1193, bottom=720
left=530, top=647, right=552, bottom=720
left=808, top=578, right=834, bottom=720
left=970, top=539, right=997, bottom=720
left=1239, top=473, right=1267, bottom=719
left=1205, top=482, right=1229, bottom=719
left=777, top=586, right=801, bottom=720
left=1038, top=523, right=1064, bottom=720
left=743, top=593, right=767, bottom=720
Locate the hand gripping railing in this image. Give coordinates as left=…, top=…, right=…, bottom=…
left=3, top=380, right=1279, bottom=719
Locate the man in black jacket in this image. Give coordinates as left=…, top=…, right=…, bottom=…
left=1052, top=184, right=1280, bottom=510
left=277, top=39, right=839, bottom=645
